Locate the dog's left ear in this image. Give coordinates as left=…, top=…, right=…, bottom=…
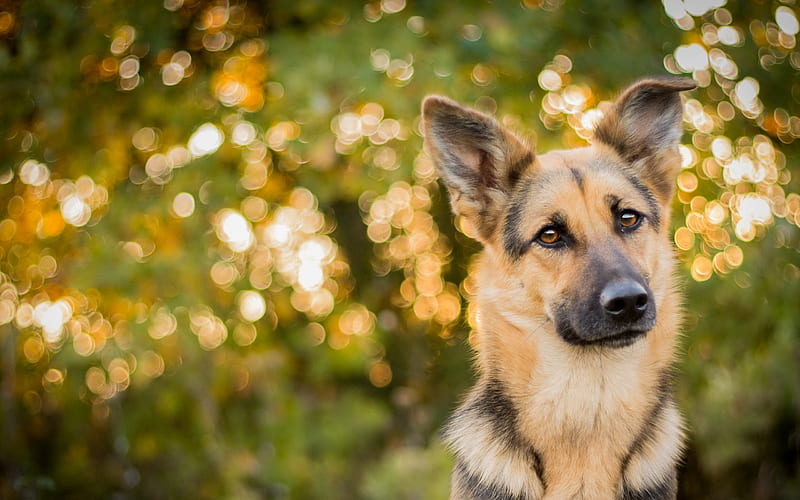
left=594, top=77, right=696, bottom=203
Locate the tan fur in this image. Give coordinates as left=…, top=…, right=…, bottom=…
left=424, top=78, right=696, bottom=500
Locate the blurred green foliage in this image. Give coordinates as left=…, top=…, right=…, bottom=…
left=0, top=0, right=798, bottom=499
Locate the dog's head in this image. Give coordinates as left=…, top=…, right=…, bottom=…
left=422, top=78, right=696, bottom=348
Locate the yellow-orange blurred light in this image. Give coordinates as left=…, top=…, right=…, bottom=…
left=188, top=123, right=224, bottom=157
left=23, top=335, right=45, bottom=363
left=691, top=254, right=713, bottom=282
left=674, top=227, right=695, bottom=251
left=19, top=159, right=50, bottom=186
left=171, top=192, right=195, bottom=218
left=776, top=6, right=799, bottom=36
left=369, top=361, right=393, bottom=388
left=139, top=351, right=165, bottom=378
left=216, top=209, right=254, bottom=252
left=238, top=290, right=266, bottom=322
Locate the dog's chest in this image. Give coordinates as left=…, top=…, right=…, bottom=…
left=517, top=350, right=651, bottom=497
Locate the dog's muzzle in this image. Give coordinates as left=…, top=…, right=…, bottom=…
left=554, top=277, right=656, bottom=348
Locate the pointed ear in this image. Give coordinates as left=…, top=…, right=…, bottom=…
left=422, top=96, right=533, bottom=242
left=594, top=77, right=696, bottom=202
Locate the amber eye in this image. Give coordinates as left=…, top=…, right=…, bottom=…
left=537, top=227, right=561, bottom=245
left=619, top=210, right=641, bottom=229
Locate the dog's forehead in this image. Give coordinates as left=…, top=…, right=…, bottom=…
left=522, top=146, right=633, bottom=202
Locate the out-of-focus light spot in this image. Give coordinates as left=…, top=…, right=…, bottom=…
left=119, top=55, right=140, bottom=79
left=241, top=196, right=268, bottom=222
left=85, top=367, right=107, bottom=395
left=166, top=145, right=191, bottom=167
left=210, top=261, right=239, bottom=288
left=203, top=31, right=234, bottom=52
left=339, top=303, right=375, bottom=336
left=724, top=244, right=744, bottom=268
left=674, top=43, right=709, bottom=72
left=161, top=62, right=185, bottom=86
left=122, top=241, right=145, bottom=262
left=685, top=0, right=725, bottom=17
left=0, top=299, right=16, bottom=325
left=148, top=308, right=177, bottom=339
left=381, top=0, right=406, bottom=14
left=708, top=48, right=738, bottom=79
left=662, top=0, right=685, bottom=20
left=735, top=77, right=759, bottom=105
left=110, top=25, right=135, bottom=55
left=171, top=192, right=195, bottom=218
left=19, top=159, right=50, bottom=186
left=387, top=58, right=414, bottom=86
left=407, top=16, right=426, bottom=35
left=677, top=171, right=698, bottom=192
left=108, top=358, right=130, bottom=387
left=23, top=335, right=45, bottom=363
left=0, top=11, right=16, bottom=36
left=264, top=222, right=292, bottom=248
left=232, top=121, right=257, bottom=146
left=462, top=24, right=482, bottom=41
left=43, top=368, right=64, bottom=386
left=691, top=254, right=713, bottom=281
left=306, top=322, right=326, bottom=346
left=471, top=64, right=494, bottom=86
left=705, top=201, right=727, bottom=225
left=233, top=323, right=258, bottom=346
left=776, top=6, right=799, bottom=36
left=369, top=361, right=393, bottom=387
left=188, top=123, right=224, bottom=157
left=266, top=121, right=301, bottom=151
left=132, top=127, right=158, bottom=151
left=678, top=145, right=696, bottom=168
left=737, top=194, right=772, bottom=223
left=164, top=0, right=184, bottom=12
left=674, top=227, right=695, bottom=250
left=172, top=50, right=192, bottom=69
left=216, top=209, right=254, bottom=252
left=140, top=351, right=165, bottom=378
left=717, top=26, right=742, bottom=46
left=370, top=49, right=391, bottom=72
left=238, top=290, right=266, bottom=322
left=15, top=303, right=34, bottom=328
left=33, top=299, right=73, bottom=344
left=190, top=307, right=228, bottom=350
left=711, top=136, right=732, bottom=161
left=60, top=194, right=91, bottom=227
left=297, top=263, right=324, bottom=291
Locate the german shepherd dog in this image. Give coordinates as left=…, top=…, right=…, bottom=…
left=422, top=77, right=696, bottom=499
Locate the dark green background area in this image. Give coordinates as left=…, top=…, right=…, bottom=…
left=0, top=1, right=798, bottom=498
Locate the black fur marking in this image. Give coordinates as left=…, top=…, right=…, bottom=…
left=502, top=179, right=533, bottom=260
left=619, top=472, right=677, bottom=500
left=454, top=460, right=529, bottom=500
left=570, top=167, right=584, bottom=190
left=620, top=371, right=675, bottom=471
left=507, top=151, right=534, bottom=190
left=446, top=379, right=547, bottom=494
left=618, top=371, right=678, bottom=498
left=623, top=171, right=662, bottom=230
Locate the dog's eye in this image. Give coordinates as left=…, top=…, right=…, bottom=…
left=536, top=227, right=562, bottom=246
left=618, top=210, right=641, bottom=229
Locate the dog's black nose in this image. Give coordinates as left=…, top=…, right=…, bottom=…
left=601, top=280, right=649, bottom=322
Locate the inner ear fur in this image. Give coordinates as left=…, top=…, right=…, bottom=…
left=422, top=96, right=534, bottom=242
left=594, top=77, right=696, bottom=203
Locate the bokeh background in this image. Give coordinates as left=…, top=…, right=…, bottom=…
left=0, top=0, right=798, bottom=498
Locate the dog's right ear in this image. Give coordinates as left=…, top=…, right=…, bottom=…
left=422, top=96, right=533, bottom=243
